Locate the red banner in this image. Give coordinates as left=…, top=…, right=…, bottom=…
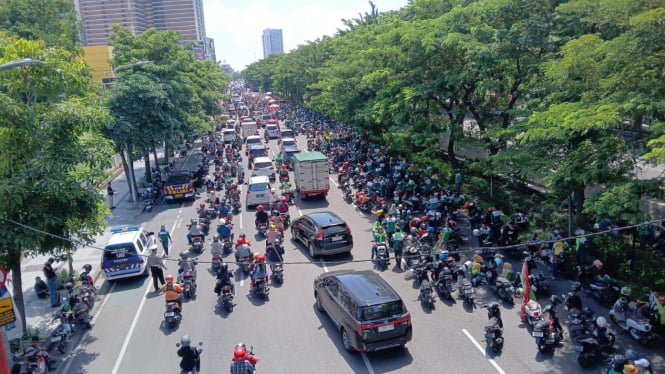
left=520, top=258, right=531, bottom=321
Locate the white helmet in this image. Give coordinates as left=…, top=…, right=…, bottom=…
left=472, top=229, right=480, bottom=237
left=180, top=335, right=191, bottom=346
left=596, top=316, right=607, bottom=328
left=220, top=218, right=226, bottom=225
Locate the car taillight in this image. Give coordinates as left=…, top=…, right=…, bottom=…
left=246, top=190, right=250, bottom=195
left=253, top=167, right=257, bottom=170
left=163, top=187, right=168, bottom=194
left=139, top=258, right=144, bottom=264
left=316, top=229, right=324, bottom=239
left=187, top=183, right=193, bottom=191
left=346, top=224, right=352, bottom=234
left=357, top=323, right=373, bottom=336
left=269, top=166, right=274, bottom=169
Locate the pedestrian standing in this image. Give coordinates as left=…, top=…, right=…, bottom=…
left=107, top=182, right=116, bottom=209
left=158, top=225, right=172, bottom=257
left=42, top=258, right=59, bottom=307
left=392, top=230, right=405, bottom=269
left=147, top=248, right=167, bottom=292
left=454, top=170, right=462, bottom=195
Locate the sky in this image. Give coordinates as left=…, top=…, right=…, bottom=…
left=202, top=0, right=409, bottom=72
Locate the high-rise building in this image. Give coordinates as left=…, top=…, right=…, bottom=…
left=262, top=29, right=284, bottom=59
left=75, top=0, right=207, bottom=46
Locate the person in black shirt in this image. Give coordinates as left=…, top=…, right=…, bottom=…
left=177, top=335, right=201, bottom=373
left=33, top=276, right=48, bottom=299
left=42, top=258, right=59, bottom=307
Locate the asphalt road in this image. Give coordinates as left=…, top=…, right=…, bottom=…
left=58, top=129, right=665, bottom=374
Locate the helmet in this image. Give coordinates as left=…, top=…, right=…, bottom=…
left=281, top=196, right=287, bottom=202
left=190, top=218, right=197, bottom=224
left=180, top=335, right=191, bottom=347
left=472, top=229, right=480, bottom=237
left=61, top=303, right=71, bottom=312
left=179, top=252, right=188, bottom=259
left=220, top=218, right=227, bottom=225
left=421, top=215, right=429, bottom=222
left=592, top=259, right=603, bottom=269
left=257, top=205, right=264, bottom=212
left=269, top=224, right=276, bottom=231
left=253, top=253, right=259, bottom=260
left=165, top=274, right=174, bottom=283
left=235, top=342, right=246, bottom=349
left=257, top=254, right=266, bottom=263
left=410, top=227, right=417, bottom=235
left=550, top=295, right=562, bottom=307
left=621, top=287, right=631, bottom=296
left=623, top=349, right=638, bottom=361
left=343, top=161, right=349, bottom=167
left=517, top=287, right=525, bottom=297
left=233, top=346, right=246, bottom=359
left=419, top=222, right=427, bottom=230
left=220, top=263, right=228, bottom=272
left=428, top=227, right=435, bottom=234
left=438, top=252, right=447, bottom=261
left=236, top=237, right=245, bottom=246
left=596, top=316, right=608, bottom=328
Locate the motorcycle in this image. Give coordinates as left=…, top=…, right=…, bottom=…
left=574, top=332, right=616, bottom=368
left=457, top=267, right=476, bottom=308
left=206, top=204, right=217, bottom=219
left=484, top=305, right=504, bottom=353
left=529, top=273, right=551, bottom=296
left=182, top=270, right=197, bottom=299
left=525, top=300, right=543, bottom=328
left=434, top=266, right=454, bottom=300
left=280, top=212, right=290, bottom=229
left=271, top=263, right=284, bottom=284
left=587, top=276, right=620, bottom=307
left=253, top=277, right=269, bottom=299
left=48, top=310, right=75, bottom=354
left=65, top=285, right=92, bottom=329
left=164, top=302, right=182, bottom=328
left=16, top=348, right=49, bottom=374
left=374, top=243, right=389, bottom=271
left=222, top=237, right=233, bottom=255
left=609, top=296, right=657, bottom=344
left=232, top=200, right=241, bottom=215
left=199, top=218, right=210, bottom=236
left=219, top=285, right=234, bottom=312
left=257, top=222, right=268, bottom=237
left=238, top=256, right=251, bottom=274
left=191, top=235, right=204, bottom=254
left=419, top=278, right=435, bottom=308
left=211, top=253, right=221, bottom=272
left=175, top=341, right=203, bottom=374
left=342, top=183, right=353, bottom=203
left=494, top=277, right=515, bottom=305
left=533, top=318, right=563, bottom=353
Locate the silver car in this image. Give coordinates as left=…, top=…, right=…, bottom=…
left=245, top=176, right=278, bottom=208
left=251, top=156, right=276, bottom=182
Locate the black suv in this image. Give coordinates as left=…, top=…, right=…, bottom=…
left=314, top=270, right=412, bottom=353
left=291, top=211, right=353, bottom=258
left=163, top=172, right=195, bottom=202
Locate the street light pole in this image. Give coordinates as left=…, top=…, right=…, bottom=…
left=0, top=58, right=45, bottom=72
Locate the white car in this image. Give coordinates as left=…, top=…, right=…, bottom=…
left=251, top=156, right=276, bottom=181
left=280, top=137, right=297, bottom=151
left=222, top=128, right=237, bottom=144
left=246, top=176, right=277, bottom=208
left=245, top=135, right=262, bottom=155
left=265, top=124, right=280, bottom=139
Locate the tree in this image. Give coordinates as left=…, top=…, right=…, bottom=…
left=0, top=0, right=81, bottom=49
left=0, top=33, right=113, bottom=330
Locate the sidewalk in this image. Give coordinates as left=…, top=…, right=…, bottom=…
left=12, top=148, right=183, bottom=341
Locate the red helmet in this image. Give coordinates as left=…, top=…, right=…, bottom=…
left=199, top=203, right=205, bottom=209
left=281, top=196, right=287, bottom=202
left=233, top=346, right=246, bottom=359
left=236, top=237, right=245, bottom=246
left=257, top=254, right=266, bottom=263
left=257, top=205, right=264, bottom=212
left=421, top=215, right=429, bottom=222
left=281, top=163, right=287, bottom=169
left=343, top=161, right=349, bottom=167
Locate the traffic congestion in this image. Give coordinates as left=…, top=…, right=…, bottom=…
left=49, top=83, right=663, bottom=374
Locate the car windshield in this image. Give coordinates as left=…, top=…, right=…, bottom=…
left=167, top=174, right=190, bottom=184
left=254, top=162, right=272, bottom=169
left=281, top=130, right=294, bottom=137
left=322, top=224, right=347, bottom=236
left=359, top=301, right=405, bottom=321
left=247, top=138, right=261, bottom=144
left=103, top=244, right=135, bottom=261
left=282, top=140, right=296, bottom=147
left=249, top=183, right=269, bottom=192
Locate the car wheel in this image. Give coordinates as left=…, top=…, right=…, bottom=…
left=315, top=293, right=324, bottom=312
left=308, top=243, right=317, bottom=258
left=341, top=328, right=354, bottom=353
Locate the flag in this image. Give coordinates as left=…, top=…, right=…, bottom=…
left=520, top=257, right=531, bottom=321
left=651, top=292, right=665, bottom=324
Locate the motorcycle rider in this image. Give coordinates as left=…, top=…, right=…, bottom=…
left=230, top=345, right=256, bottom=374
left=255, top=205, right=269, bottom=230
left=277, top=196, right=289, bottom=216
left=186, top=218, right=205, bottom=244
left=278, top=163, right=289, bottom=180
left=392, top=229, right=405, bottom=268
left=235, top=237, right=253, bottom=263
left=211, top=236, right=224, bottom=257
left=219, top=200, right=230, bottom=219
left=266, top=224, right=279, bottom=247
left=24, top=336, right=57, bottom=370
left=177, top=252, right=197, bottom=283
left=197, top=203, right=208, bottom=219
left=371, top=226, right=387, bottom=261
left=266, top=242, right=285, bottom=268
left=162, top=274, right=184, bottom=312
left=250, top=254, right=268, bottom=289
left=593, top=316, right=613, bottom=352
left=177, top=335, right=201, bottom=373
left=217, top=218, right=234, bottom=242
left=487, top=302, right=504, bottom=328
left=214, top=263, right=235, bottom=296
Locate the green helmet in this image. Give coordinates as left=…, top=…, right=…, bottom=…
left=61, top=303, right=71, bottom=312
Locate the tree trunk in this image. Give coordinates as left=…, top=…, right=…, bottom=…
left=152, top=146, right=160, bottom=172
left=164, top=143, right=170, bottom=169
left=144, top=154, right=152, bottom=184
left=127, top=147, right=140, bottom=199
left=119, top=149, right=133, bottom=202
left=9, top=249, right=26, bottom=331
left=447, top=129, right=458, bottom=169
left=573, top=185, right=586, bottom=225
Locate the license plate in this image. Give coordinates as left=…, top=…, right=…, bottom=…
left=532, top=331, right=543, bottom=337
left=175, top=194, right=184, bottom=198
left=50, top=336, right=62, bottom=343
left=485, top=333, right=495, bottom=339
left=464, top=289, right=474, bottom=295
left=378, top=324, right=395, bottom=332
left=165, top=312, right=174, bottom=317
left=256, top=194, right=264, bottom=198
left=573, top=345, right=584, bottom=352
left=331, top=235, right=343, bottom=241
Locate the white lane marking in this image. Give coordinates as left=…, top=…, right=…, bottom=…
left=361, top=352, right=376, bottom=374
left=320, top=259, right=328, bottom=273
left=462, top=329, right=507, bottom=374
left=297, top=208, right=303, bottom=217
left=59, top=282, right=116, bottom=373
left=110, top=280, right=153, bottom=374
left=239, top=213, right=243, bottom=230
left=329, top=176, right=338, bottom=187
